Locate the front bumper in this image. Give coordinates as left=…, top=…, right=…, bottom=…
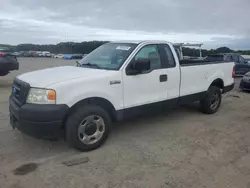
left=9, top=96, right=69, bottom=139
left=240, top=79, right=250, bottom=91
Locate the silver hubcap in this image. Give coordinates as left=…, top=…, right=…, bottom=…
left=210, top=92, right=219, bottom=110
left=78, top=115, right=105, bottom=145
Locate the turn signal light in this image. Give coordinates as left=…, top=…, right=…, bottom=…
left=47, top=90, right=56, bottom=100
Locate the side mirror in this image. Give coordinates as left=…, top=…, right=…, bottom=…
left=134, top=58, right=150, bottom=71
left=127, top=58, right=150, bottom=75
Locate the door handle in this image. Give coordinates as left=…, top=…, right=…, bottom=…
left=159, top=74, right=168, bottom=82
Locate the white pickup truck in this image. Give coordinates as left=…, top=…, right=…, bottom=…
left=9, top=41, right=235, bottom=151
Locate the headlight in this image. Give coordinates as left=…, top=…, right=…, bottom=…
left=26, top=88, right=56, bottom=104
left=243, top=75, right=250, bottom=81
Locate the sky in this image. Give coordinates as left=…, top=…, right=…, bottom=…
left=1, top=0, right=250, bottom=49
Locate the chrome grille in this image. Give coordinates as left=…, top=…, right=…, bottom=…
left=12, top=78, right=30, bottom=106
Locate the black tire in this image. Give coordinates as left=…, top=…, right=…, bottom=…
left=66, top=105, right=111, bottom=151
left=200, top=86, right=221, bottom=114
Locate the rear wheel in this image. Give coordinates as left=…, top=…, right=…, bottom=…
left=200, top=86, right=221, bottom=114
left=66, top=105, right=111, bottom=151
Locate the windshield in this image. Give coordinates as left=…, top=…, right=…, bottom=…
left=78, top=43, right=137, bottom=70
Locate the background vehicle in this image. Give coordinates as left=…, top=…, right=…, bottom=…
left=13, top=52, right=20, bottom=57
left=63, top=54, right=83, bottom=59
left=63, top=54, right=73, bottom=59
left=35, top=51, right=51, bottom=57
left=72, top=54, right=83, bottom=59
left=54, top=54, right=64, bottom=58
left=19, top=51, right=38, bottom=57
left=0, top=50, right=19, bottom=76
left=9, top=41, right=234, bottom=151
left=240, top=72, right=250, bottom=91
left=204, top=53, right=250, bottom=76
left=35, top=51, right=43, bottom=57
left=43, top=51, right=51, bottom=57
left=242, top=55, right=250, bottom=64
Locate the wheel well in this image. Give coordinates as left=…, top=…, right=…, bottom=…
left=210, top=79, right=224, bottom=89
left=66, top=97, right=117, bottom=124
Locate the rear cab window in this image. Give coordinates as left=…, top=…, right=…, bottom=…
left=158, top=44, right=176, bottom=68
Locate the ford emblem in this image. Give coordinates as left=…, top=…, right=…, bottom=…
left=12, top=87, right=17, bottom=94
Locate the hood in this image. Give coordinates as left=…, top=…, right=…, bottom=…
left=245, top=71, right=250, bottom=76
left=18, top=66, right=108, bottom=87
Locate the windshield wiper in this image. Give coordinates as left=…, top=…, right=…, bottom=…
left=80, top=62, right=101, bottom=69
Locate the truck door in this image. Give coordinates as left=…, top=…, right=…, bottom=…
left=122, top=44, right=180, bottom=109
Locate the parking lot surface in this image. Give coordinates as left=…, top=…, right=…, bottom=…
left=1, top=58, right=250, bottom=188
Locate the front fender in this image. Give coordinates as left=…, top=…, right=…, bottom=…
left=66, top=91, right=122, bottom=110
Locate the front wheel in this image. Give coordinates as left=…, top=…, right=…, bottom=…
left=66, top=105, right=111, bottom=151
left=200, top=86, right=222, bottom=114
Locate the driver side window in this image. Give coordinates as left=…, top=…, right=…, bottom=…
left=134, top=45, right=162, bottom=70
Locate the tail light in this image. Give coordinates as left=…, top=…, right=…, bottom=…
left=232, top=66, right=235, bottom=78
left=0, top=52, right=5, bottom=57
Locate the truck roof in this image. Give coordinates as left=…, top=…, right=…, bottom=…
left=110, top=40, right=171, bottom=44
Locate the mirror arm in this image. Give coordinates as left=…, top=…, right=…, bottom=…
left=76, top=60, right=81, bottom=67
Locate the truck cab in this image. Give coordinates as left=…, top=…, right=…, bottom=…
left=9, top=41, right=234, bottom=151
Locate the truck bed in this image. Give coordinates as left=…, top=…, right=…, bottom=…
left=179, top=59, right=229, bottom=66
left=180, top=61, right=234, bottom=97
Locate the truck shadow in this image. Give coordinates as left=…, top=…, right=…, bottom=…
left=111, top=103, right=200, bottom=134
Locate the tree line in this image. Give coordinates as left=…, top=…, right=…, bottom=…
left=1, top=42, right=250, bottom=56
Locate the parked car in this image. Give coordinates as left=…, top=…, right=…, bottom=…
left=240, top=72, right=250, bottom=91
left=43, top=51, right=51, bottom=57
left=36, top=51, right=51, bottom=57
left=204, top=53, right=250, bottom=76
left=63, top=54, right=83, bottom=59
left=63, top=54, right=73, bottom=59
left=20, top=51, right=37, bottom=57
left=0, top=50, right=19, bottom=76
left=242, top=55, right=250, bottom=64
left=72, top=54, right=83, bottom=59
left=13, top=52, right=20, bottom=57
left=9, top=41, right=234, bottom=151
left=54, top=54, right=64, bottom=58
left=36, top=52, right=44, bottom=57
